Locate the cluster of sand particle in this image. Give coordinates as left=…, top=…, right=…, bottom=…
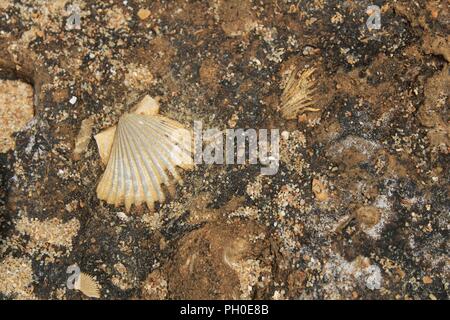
left=111, top=262, right=135, bottom=290
left=14, top=215, right=80, bottom=261
left=0, top=80, right=34, bottom=153
left=279, top=130, right=308, bottom=175
left=322, top=254, right=383, bottom=299
left=0, top=0, right=11, bottom=10
left=0, top=256, right=35, bottom=299
left=123, top=63, right=155, bottom=90
left=141, top=270, right=168, bottom=300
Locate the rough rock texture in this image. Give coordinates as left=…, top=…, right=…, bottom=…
left=0, top=80, right=34, bottom=153
left=0, top=0, right=448, bottom=300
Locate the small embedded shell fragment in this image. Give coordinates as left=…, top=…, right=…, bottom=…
left=95, top=126, right=117, bottom=165
left=73, top=117, right=95, bottom=161
left=74, top=273, right=101, bottom=298
left=96, top=95, right=193, bottom=211
left=131, top=95, right=160, bottom=116
left=280, top=67, right=319, bottom=120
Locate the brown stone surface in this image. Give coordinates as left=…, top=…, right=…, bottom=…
left=0, top=0, right=448, bottom=300
left=0, top=80, right=34, bottom=153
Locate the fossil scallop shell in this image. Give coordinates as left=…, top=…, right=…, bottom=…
left=74, top=272, right=101, bottom=298
left=96, top=101, right=193, bottom=211
left=280, top=67, right=319, bottom=120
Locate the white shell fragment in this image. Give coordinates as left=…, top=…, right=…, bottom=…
left=96, top=95, right=193, bottom=211
left=95, top=126, right=116, bottom=165
left=73, top=116, right=94, bottom=161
